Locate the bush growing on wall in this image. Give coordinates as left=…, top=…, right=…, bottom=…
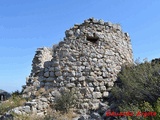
left=53, top=89, right=78, bottom=113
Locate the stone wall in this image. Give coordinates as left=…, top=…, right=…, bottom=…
left=21, top=18, right=133, bottom=116
left=22, top=47, right=52, bottom=98
left=0, top=89, right=11, bottom=101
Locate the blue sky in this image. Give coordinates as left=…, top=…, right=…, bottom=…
left=0, top=0, right=160, bottom=93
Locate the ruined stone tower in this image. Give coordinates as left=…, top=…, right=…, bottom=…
left=22, top=18, right=133, bottom=112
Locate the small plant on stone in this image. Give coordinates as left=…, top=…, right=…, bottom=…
left=54, top=88, right=78, bottom=113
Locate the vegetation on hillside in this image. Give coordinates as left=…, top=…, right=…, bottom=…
left=109, top=59, right=160, bottom=120
left=0, top=89, right=78, bottom=119
left=0, top=90, right=26, bottom=115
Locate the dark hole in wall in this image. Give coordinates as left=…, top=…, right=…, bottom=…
left=86, top=36, right=99, bottom=44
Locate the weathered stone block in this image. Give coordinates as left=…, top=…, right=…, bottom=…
left=55, top=71, right=62, bottom=76
left=40, top=97, right=48, bottom=102
left=52, top=61, right=59, bottom=67
left=44, top=72, right=49, bottom=77
left=23, top=106, right=31, bottom=113
left=49, top=72, right=54, bottom=77
left=78, top=76, right=85, bottom=81
left=103, top=91, right=109, bottom=97
left=86, top=76, right=95, bottom=82
left=65, top=30, right=74, bottom=37
left=100, top=86, right=106, bottom=92
left=92, top=92, right=102, bottom=99
left=66, top=83, right=75, bottom=88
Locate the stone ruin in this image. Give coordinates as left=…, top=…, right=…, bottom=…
left=0, top=89, right=11, bottom=101
left=10, top=18, right=133, bottom=117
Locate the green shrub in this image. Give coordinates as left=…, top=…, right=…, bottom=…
left=109, top=60, right=160, bottom=119
left=154, top=98, right=160, bottom=119
left=54, top=89, right=78, bottom=113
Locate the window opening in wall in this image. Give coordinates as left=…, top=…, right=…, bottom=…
left=86, top=36, right=99, bottom=44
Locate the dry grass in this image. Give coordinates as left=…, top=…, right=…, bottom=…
left=11, top=108, right=78, bottom=120
left=52, top=110, right=78, bottom=120
left=35, top=88, right=46, bottom=97
left=46, top=107, right=78, bottom=120
left=12, top=113, right=46, bottom=120
left=35, top=88, right=54, bottom=98
left=0, top=89, right=78, bottom=120
left=0, top=95, right=26, bottom=115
